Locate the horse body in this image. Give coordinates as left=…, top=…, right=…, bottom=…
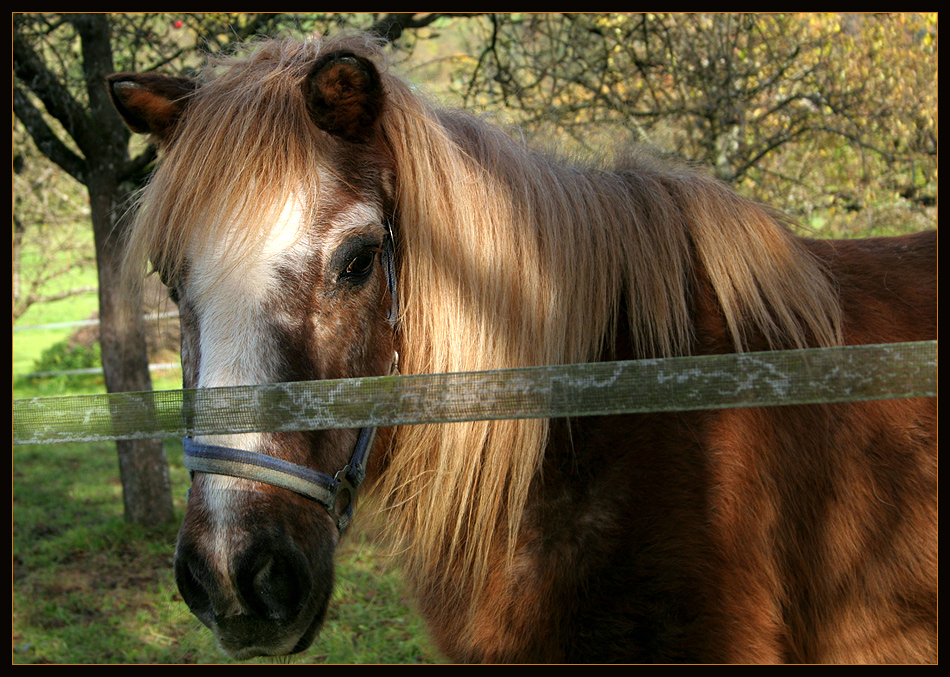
left=410, top=230, right=937, bottom=664
left=109, top=35, right=936, bottom=663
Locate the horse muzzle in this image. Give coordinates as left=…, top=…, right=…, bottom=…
left=174, top=475, right=338, bottom=658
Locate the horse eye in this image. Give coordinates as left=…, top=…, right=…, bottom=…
left=343, top=250, right=377, bottom=279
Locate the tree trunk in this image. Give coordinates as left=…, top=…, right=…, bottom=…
left=76, top=14, right=173, bottom=526
left=88, top=171, right=174, bottom=526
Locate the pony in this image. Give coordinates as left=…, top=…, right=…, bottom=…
left=108, top=34, right=937, bottom=663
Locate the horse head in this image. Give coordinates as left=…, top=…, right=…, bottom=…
left=110, top=45, right=397, bottom=658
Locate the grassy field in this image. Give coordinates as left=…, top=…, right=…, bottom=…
left=12, top=269, right=440, bottom=664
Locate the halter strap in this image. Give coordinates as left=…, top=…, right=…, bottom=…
left=181, top=223, right=398, bottom=535
left=183, top=427, right=375, bottom=534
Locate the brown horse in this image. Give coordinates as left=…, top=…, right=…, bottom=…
left=109, top=35, right=936, bottom=663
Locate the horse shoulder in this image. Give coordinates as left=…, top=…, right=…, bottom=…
left=702, top=399, right=936, bottom=662
left=542, top=399, right=938, bottom=663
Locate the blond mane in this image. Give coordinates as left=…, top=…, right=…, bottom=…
left=123, top=36, right=842, bottom=629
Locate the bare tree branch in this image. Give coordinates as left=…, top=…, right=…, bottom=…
left=369, top=12, right=488, bottom=43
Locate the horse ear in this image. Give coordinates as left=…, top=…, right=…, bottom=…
left=302, top=51, right=384, bottom=142
left=106, top=73, right=197, bottom=143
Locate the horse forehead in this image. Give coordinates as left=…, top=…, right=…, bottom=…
left=186, top=187, right=384, bottom=275
left=314, top=198, right=387, bottom=251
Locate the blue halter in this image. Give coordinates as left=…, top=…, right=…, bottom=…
left=182, top=428, right=375, bottom=534
left=182, top=224, right=398, bottom=535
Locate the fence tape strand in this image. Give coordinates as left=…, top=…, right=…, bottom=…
left=12, top=341, right=937, bottom=445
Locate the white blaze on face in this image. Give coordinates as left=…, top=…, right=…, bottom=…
left=187, top=194, right=310, bottom=562
left=184, top=189, right=385, bottom=567
left=189, top=196, right=308, bottom=438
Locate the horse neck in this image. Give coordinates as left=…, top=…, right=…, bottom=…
left=377, top=107, right=842, bottom=638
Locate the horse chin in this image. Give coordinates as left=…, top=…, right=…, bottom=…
left=211, top=600, right=329, bottom=660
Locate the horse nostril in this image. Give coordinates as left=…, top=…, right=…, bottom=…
left=174, top=550, right=216, bottom=621
left=236, top=547, right=312, bottom=622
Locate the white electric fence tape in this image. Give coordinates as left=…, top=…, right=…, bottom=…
left=12, top=341, right=937, bottom=446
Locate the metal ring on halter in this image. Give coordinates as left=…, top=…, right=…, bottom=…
left=181, top=222, right=398, bottom=535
